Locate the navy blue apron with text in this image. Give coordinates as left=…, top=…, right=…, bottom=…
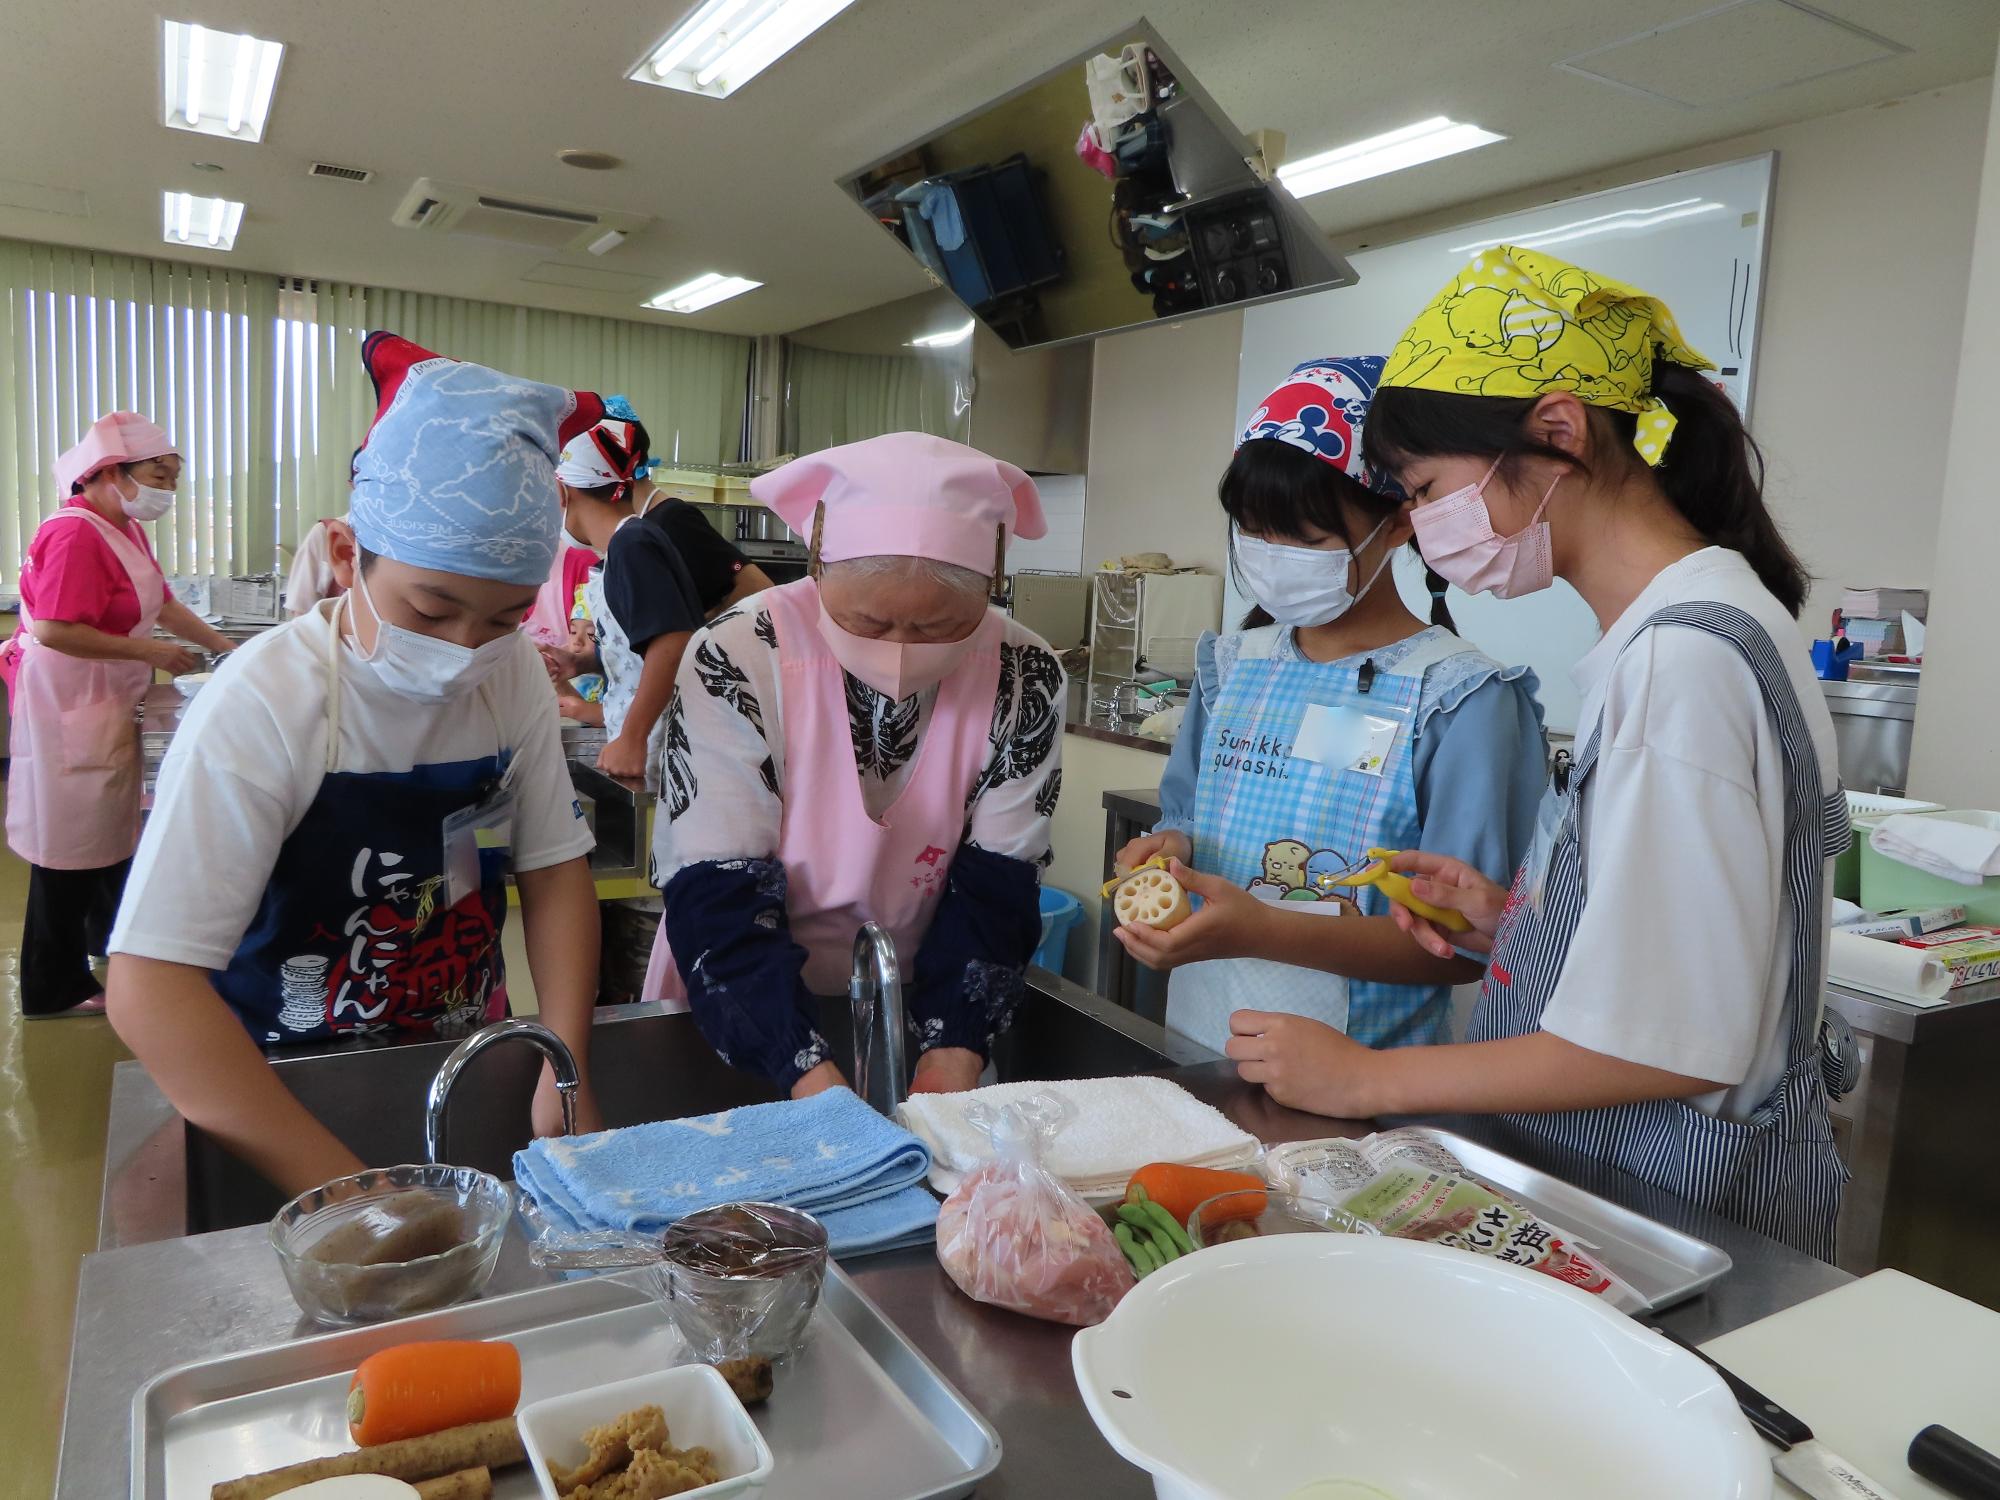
left=212, top=603, right=514, bottom=1046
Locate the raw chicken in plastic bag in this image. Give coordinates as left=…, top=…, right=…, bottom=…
left=935, top=1095, right=1135, bottom=1326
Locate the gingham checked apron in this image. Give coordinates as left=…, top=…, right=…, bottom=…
left=1168, top=625, right=1486, bottom=1052
left=1467, top=603, right=1851, bottom=1260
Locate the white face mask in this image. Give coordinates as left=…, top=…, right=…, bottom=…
left=349, top=568, right=515, bottom=704
left=1234, top=519, right=1392, bottom=628
left=116, top=472, right=176, bottom=522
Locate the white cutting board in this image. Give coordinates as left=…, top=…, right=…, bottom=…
left=1704, top=1270, right=2000, bottom=1498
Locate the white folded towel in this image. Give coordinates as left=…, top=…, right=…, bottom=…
left=895, top=1076, right=1261, bottom=1200
left=1871, top=814, right=2000, bottom=887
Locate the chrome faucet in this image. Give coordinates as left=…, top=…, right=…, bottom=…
left=425, top=1018, right=580, bottom=1165
left=849, top=922, right=910, bottom=1116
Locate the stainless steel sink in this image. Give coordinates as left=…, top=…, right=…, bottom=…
left=178, top=972, right=1206, bottom=1235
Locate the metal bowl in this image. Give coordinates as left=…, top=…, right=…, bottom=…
left=269, top=1163, right=511, bottom=1325
left=647, top=1202, right=828, bottom=1363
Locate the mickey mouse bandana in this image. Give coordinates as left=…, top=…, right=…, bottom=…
left=1238, top=355, right=1401, bottom=496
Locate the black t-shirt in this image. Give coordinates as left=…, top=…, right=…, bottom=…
left=602, top=514, right=704, bottom=654
left=645, top=499, right=750, bottom=615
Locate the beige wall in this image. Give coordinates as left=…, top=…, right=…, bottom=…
left=1909, top=54, right=2000, bottom=806
left=1081, top=80, right=1992, bottom=632
left=1081, top=309, right=1242, bottom=572
left=1044, top=731, right=1171, bottom=981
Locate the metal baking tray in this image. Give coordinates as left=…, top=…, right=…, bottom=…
left=1412, top=1128, right=1733, bottom=1313
left=132, top=1265, right=999, bottom=1499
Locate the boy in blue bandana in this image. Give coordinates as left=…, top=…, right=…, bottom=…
left=107, top=333, right=606, bottom=1197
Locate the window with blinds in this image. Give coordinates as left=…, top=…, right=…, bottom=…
left=0, top=238, right=753, bottom=592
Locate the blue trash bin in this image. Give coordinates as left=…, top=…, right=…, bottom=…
left=1034, top=887, right=1084, bottom=972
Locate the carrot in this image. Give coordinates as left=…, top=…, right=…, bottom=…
left=347, top=1340, right=522, bottom=1447
left=1127, top=1163, right=1268, bottom=1228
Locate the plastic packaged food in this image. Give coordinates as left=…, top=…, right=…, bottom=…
left=935, top=1097, right=1136, bottom=1326
left=1267, top=1130, right=1644, bottom=1312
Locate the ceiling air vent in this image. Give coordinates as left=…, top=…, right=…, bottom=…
left=389, top=177, right=649, bottom=253
left=308, top=161, right=373, bottom=183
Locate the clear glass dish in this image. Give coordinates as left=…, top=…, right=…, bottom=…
left=269, top=1163, right=511, bottom=1325
left=1186, top=1188, right=1377, bottom=1250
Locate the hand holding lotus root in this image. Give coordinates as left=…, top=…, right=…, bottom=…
left=1104, top=858, right=1192, bottom=931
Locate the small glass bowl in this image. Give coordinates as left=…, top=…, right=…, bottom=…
left=647, top=1202, right=829, bottom=1363
left=1186, top=1188, right=1377, bottom=1250
left=269, top=1163, right=511, bottom=1325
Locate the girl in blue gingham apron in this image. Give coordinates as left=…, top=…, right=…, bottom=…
left=1330, top=245, right=1854, bottom=1257
left=1120, top=357, right=1547, bottom=1054
left=1169, top=623, right=1532, bottom=1050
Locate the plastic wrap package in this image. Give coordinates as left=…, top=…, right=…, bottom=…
left=935, top=1097, right=1136, bottom=1326
left=1268, top=1130, right=1645, bottom=1312
left=653, top=1204, right=830, bottom=1363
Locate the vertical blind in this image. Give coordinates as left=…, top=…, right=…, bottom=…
left=0, top=239, right=275, bottom=585
left=0, top=236, right=754, bottom=586
left=781, top=342, right=970, bottom=456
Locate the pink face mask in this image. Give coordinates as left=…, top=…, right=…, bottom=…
left=817, top=609, right=979, bottom=703
left=1409, top=457, right=1562, bottom=600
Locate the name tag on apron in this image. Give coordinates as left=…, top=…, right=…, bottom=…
left=442, top=779, right=514, bottom=909
left=1293, top=701, right=1407, bottom=778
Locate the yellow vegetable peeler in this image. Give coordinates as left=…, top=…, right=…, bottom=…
left=1321, top=848, right=1473, bottom=933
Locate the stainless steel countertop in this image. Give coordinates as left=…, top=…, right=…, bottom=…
left=1825, top=976, right=2000, bottom=1043
left=64, top=1004, right=1850, bottom=1497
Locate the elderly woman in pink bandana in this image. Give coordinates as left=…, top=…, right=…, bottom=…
left=1, top=412, right=234, bottom=1018
left=647, top=433, right=1066, bottom=1097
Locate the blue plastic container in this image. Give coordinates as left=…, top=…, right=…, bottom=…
left=1034, top=887, right=1084, bottom=972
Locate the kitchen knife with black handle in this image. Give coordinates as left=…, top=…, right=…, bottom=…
left=1652, top=1326, right=1902, bottom=1500
left=1910, top=1426, right=2000, bottom=1500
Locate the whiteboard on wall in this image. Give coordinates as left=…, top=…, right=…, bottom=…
left=1230, top=153, right=1777, bottom=733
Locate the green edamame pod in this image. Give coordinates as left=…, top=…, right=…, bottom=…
left=1113, top=1221, right=1146, bottom=1274
left=1135, top=1236, right=1163, bottom=1274
left=1137, top=1198, right=1196, bottom=1255
left=1129, top=1183, right=1150, bottom=1204
left=1144, top=1223, right=1183, bottom=1262
left=1116, top=1203, right=1155, bottom=1232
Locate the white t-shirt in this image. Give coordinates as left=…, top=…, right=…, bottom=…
left=110, top=598, right=593, bottom=972
left=1538, top=548, right=1839, bottom=1122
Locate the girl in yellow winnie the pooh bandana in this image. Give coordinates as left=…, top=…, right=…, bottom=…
left=1271, top=248, right=1849, bottom=1261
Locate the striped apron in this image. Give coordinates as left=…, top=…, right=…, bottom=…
left=1466, top=602, right=1852, bottom=1260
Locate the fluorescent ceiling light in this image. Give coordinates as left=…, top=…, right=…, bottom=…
left=586, top=229, right=628, bottom=256
left=907, top=320, right=975, bottom=348
left=644, top=272, right=763, bottom=313
left=162, top=20, right=284, bottom=143
left=630, top=0, right=860, bottom=99
left=162, top=191, right=245, bottom=252
left=1277, top=117, right=1504, bottom=198
left=1451, top=198, right=1726, bottom=255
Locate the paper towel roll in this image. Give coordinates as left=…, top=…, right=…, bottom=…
left=1828, top=930, right=1952, bottom=1005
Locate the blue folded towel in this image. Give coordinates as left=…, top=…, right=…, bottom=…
left=819, top=1185, right=941, bottom=1258
left=513, top=1087, right=937, bottom=1256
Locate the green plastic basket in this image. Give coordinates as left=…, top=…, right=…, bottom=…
left=1837, top=793, right=1940, bottom=903
left=1858, top=808, right=2000, bottom=924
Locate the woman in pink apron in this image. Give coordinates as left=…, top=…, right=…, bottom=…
left=2, top=412, right=233, bottom=1017
left=645, top=433, right=1067, bottom=1100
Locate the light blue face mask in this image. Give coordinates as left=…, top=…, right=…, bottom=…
left=349, top=567, right=515, bottom=704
